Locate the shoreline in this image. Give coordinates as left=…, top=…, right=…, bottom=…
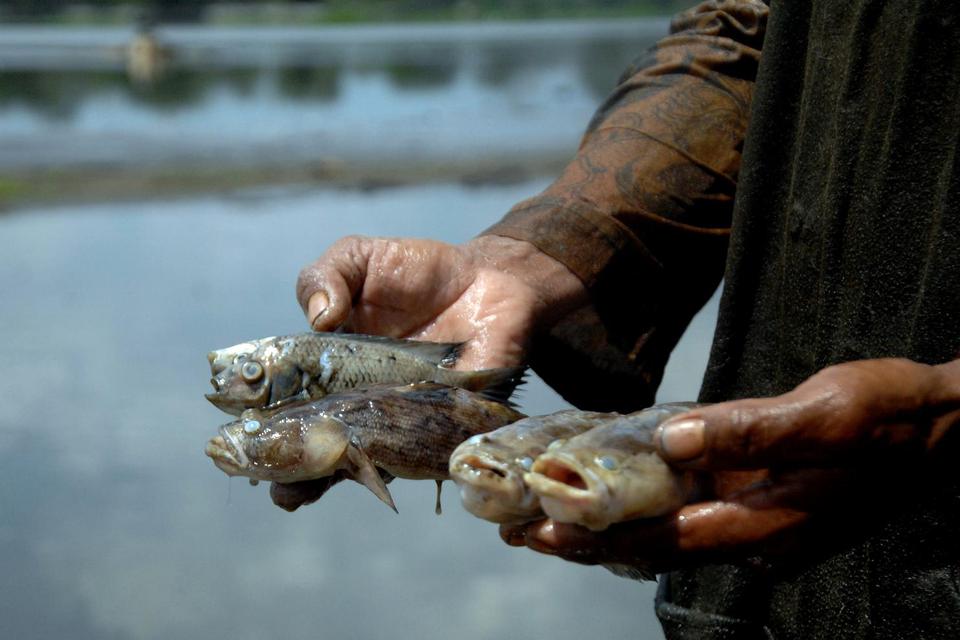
left=0, top=153, right=567, bottom=212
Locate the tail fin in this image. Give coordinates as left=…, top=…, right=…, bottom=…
left=465, top=366, right=527, bottom=407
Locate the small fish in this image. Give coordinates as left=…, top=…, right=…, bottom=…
left=449, top=410, right=621, bottom=524
left=205, top=383, right=525, bottom=512
left=206, top=332, right=524, bottom=415
left=523, top=403, right=704, bottom=532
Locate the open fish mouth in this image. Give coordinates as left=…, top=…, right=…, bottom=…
left=204, top=427, right=251, bottom=476
left=524, top=453, right=616, bottom=530
left=526, top=455, right=596, bottom=493
left=451, top=453, right=540, bottom=523
left=524, top=453, right=606, bottom=503
left=451, top=453, right=510, bottom=482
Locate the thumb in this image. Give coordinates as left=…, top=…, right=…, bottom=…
left=653, top=394, right=832, bottom=470
left=296, top=235, right=372, bottom=331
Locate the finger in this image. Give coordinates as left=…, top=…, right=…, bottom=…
left=525, top=501, right=809, bottom=572
left=725, top=468, right=854, bottom=511
left=655, top=359, right=942, bottom=470
left=654, top=376, right=867, bottom=469
left=296, top=235, right=372, bottom=331
left=270, top=475, right=342, bottom=512
left=498, top=522, right=534, bottom=547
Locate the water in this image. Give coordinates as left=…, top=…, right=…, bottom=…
left=0, top=20, right=720, bottom=640
left=0, top=21, right=668, bottom=172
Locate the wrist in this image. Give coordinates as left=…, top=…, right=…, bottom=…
left=465, top=235, right=590, bottom=326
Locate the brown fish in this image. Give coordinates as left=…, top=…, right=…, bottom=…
left=524, top=403, right=704, bottom=532
left=449, top=410, right=621, bottom=524
left=205, top=383, right=525, bottom=512
left=206, top=333, right=524, bottom=415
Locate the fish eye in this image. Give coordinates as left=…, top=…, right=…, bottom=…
left=243, top=419, right=262, bottom=435
left=518, top=456, right=534, bottom=471
left=241, top=361, right=264, bottom=383
left=596, top=455, right=618, bottom=471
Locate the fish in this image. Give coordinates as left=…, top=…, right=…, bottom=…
left=449, top=410, right=623, bottom=524
left=205, top=382, right=526, bottom=512
left=206, top=332, right=525, bottom=415
left=523, top=403, right=705, bottom=532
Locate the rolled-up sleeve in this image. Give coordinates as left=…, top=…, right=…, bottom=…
left=483, top=0, right=768, bottom=411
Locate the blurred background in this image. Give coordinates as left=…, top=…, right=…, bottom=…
left=0, top=2, right=718, bottom=639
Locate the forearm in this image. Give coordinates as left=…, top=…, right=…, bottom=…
left=482, top=1, right=769, bottom=409
left=487, top=0, right=767, bottom=288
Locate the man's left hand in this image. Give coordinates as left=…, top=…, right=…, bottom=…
left=500, top=358, right=960, bottom=573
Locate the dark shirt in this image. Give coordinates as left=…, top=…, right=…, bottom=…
left=485, top=0, right=960, bottom=637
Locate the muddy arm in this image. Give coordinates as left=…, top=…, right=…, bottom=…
left=482, top=1, right=768, bottom=411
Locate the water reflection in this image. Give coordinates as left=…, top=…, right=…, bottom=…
left=0, top=181, right=717, bottom=640
left=276, top=65, right=340, bottom=101
left=0, top=20, right=709, bottom=640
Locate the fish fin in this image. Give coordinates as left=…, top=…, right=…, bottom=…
left=434, top=480, right=443, bottom=515
left=601, top=562, right=656, bottom=582
left=437, top=343, right=465, bottom=369
left=470, top=366, right=527, bottom=407
left=346, top=443, right=398, bottom=513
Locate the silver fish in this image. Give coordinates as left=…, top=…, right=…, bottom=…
left=205, top=383, right=525, bottom=512
left=206, top=332, right=524, bottom=415
left=524, top=403, right=704, bottom=532
left=449, top=410, right=620, bottom=524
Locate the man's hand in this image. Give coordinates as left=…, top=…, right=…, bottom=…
left=296, top=235, right=588, bottom=370
left=501, top=358, right=960, bottom=573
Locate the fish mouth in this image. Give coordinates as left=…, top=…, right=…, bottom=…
left=534, top=457, right=589, bottom=491
left=523, top=453, right=611, bottom=528
left=205, top=390, right=242, bottom=416
left=205, top=426, right=251, bottom=477
left=451, top=453, right=510, bottom=482
left=450, top=453, right=539, bottom=523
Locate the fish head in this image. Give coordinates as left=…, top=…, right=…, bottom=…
left=523, top=446, right=634, bottom=532
left=449, top=434, right=542, bottom=524
left=206, top=337, right=305, bottom=414
left=205, top=409, right=352, bottom=483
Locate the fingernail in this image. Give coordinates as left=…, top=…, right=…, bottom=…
left=307, top=291, right=329, bottom=329
left=658, top=418, right=705, bottom=462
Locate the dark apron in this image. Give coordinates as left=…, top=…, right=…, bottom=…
left=658, top=0, right=960, bottom=637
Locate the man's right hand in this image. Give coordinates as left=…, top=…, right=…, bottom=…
left=296, top=235, right=588, bottom=371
